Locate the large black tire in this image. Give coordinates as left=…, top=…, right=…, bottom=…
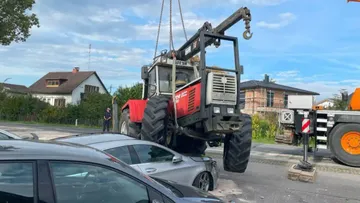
left=119, top=109, right=141, bottom=139
left=223, top=114, right=252, bottom=173
left=140, top=95, right=171, bottom=145
left=329, top=123, right=360, bottom=167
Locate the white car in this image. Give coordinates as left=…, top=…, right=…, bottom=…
left=54, top=133, right=219, bottom=192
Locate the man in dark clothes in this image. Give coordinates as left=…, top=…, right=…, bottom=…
left=103, top=107, right=112, bottom=132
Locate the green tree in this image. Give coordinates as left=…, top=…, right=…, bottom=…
left=78, top=92, right=113, bottom=120
left=114, top=83, right=143, bottom=109
left=0, top=0, right=40, bottom=46
left=329, top=89, right=348, bottom=110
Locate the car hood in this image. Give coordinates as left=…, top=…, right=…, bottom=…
left=151, top=177, right=224, bottom=202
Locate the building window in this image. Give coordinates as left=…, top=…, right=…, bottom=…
left=46, top=80, right=60, bottom=87
left=284, top=94, right=288, bottom=108
left=54, top=98, right=66, bottom=107
left=239, top=90, right=245, bottom=109
left=85, top=85, right=99, bottom=93
left=266, top=90, right=274, bottom=107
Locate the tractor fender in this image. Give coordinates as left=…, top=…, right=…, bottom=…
left=121, top=100, right=148, bottom=123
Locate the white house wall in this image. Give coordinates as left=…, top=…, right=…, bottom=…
left=71, top=74, right=107, bottom=105
left=33, top=94, right=72, bottom=106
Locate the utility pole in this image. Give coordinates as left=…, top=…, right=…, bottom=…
left=88, top=44, right=91, bottom=70
left=108, top=85, right=113, bottom=94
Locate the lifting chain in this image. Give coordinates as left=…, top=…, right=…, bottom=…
left=154, top=0, right=165, bottom=59
left=169, top=0, right=175, bottom=52
left=178, top=0, right=188, bottom=41
left=153, top=0, right=188, bottom=60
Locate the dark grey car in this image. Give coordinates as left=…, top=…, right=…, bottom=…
left=0, top=139, right=224, bottom=203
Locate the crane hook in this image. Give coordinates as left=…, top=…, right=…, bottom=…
left=243, top=30, right=253, bottom=40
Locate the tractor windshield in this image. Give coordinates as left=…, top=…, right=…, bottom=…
left=158, top=66, right=196, bottom=93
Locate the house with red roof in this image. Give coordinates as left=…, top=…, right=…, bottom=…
left=29, top=67, right=109, bottom=107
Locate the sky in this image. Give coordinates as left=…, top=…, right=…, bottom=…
left=1, top=0, right=360, bottom=101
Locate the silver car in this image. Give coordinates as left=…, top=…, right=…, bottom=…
left=0, top=129, right=38, bottom=140
left=54, top=133, right=219, bottom=192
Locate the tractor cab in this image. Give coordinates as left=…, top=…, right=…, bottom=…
left=141, top=54, right=200, bottom=99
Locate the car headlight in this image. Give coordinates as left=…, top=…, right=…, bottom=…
left=227, top=108, right=234, bottom=114
left=213, top=107, right=220, bottom=113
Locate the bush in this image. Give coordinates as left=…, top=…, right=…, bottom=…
left=0, top=94, right=49, bottom=121
left=251, top=112, right=279, bottom=140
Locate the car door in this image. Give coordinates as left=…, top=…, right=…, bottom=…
left=46, top=160, right=171, bottom=203
left=0, top=160, right=37, bottom=203
left=131, top=144, right=189, bottom=183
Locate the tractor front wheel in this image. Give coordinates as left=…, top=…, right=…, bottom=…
left=223, top=114, right=252, bottom=173
left=140, top=95, right=171, bottom=145
left=119, top=109, right=141, bottom=139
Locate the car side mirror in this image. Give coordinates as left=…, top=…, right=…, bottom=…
left=141, top=65, right=149, bottom=80
left=172, top=155, right=183, bottom=163
left=30, top=133, right=39, bottom=140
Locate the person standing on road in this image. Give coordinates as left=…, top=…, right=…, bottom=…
left=103, top=107, right=112, bottom=132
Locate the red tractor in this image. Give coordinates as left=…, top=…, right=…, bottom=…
left=119, top=7, right=253, bottom=173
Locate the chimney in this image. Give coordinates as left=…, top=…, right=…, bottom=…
left=264, top=74, right=270, bottom=83
left=72, top=67, right=80, bottom=73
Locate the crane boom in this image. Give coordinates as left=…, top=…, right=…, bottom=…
left=169, top=7, right=252, bottom=61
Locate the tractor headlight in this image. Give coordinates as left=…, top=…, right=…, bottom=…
left=213, top=107, right=220, bottom=114
left=227, top=108, right=234, bottom=114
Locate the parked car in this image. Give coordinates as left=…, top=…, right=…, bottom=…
left=0, top=129, right=38, bottom=140
left=0, top=139, right=225, bottom=203
left=53, top=133, right=219, bottom=192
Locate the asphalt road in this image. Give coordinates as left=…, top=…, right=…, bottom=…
left=211, top=155, right=360, bottom=203
left=2, top=122, right=360, bottom=202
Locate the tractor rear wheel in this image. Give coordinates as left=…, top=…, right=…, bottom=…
left=119, top=109, right=141, bottom=139
left=140, top=95, right=171, bottom=145
left=223, top=114, right=252, bottom=173
left=329, top=123, right=360, bottom=167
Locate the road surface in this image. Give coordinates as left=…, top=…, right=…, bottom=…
left=1, top=122, right=360, bottom=202
left=211, top=155, right=360, bottom=203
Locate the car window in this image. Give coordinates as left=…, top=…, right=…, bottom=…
left=49, top=162, right=149, bottom=203
left=0, top=162, right=34, bottom=203
left=0, top=133, right=10, bottom=139
left=133, top=144, right=174, bottom=163
left=104, top=146, right=132, bottom=165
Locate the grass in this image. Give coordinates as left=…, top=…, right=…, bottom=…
left=252, top=137, right=276, bottom=144
left=0, top=120, right=100, bottom=129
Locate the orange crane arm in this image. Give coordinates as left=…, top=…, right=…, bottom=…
left=348, top=88, right=360, bottom=110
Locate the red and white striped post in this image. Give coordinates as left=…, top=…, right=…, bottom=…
left=301, top=111, right=311, bottom=164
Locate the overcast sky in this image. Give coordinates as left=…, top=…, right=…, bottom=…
left=1, top=0, right=360, bottom=100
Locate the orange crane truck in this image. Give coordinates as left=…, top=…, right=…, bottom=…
left=276, top=88, right=360, bottom=167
